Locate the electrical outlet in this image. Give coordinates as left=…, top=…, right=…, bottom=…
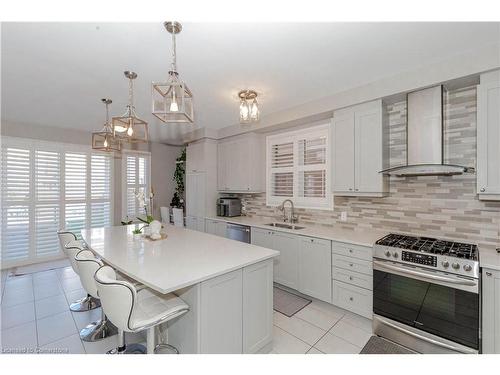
left=340, top=211, right=347, bottom=222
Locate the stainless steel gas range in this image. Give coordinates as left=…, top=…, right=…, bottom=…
left=372, top=233, right=480, bottom=354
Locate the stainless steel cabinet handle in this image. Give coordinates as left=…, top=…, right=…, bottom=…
left=373, top=260, right=477, bottom=286
left=349, top=297, right=353, bottom=301
left=310, top=239, right=314, bottom=243
left=349, top=263, right=354, bottom=267
left=355, top=188, right=359, bottom=191
left=349, top=188, right=353, bottom=191
left=480, top=187, right=486, bottom=192
left=349, top=276, right=353, bottom=281
left=349, top=249, right=353, bottom=253
left=486, top=272, right=492, bottom=276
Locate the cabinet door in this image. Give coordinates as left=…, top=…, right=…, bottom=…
left=298, top=237, right=332, bottom=302
left=205, top=219, right=217, bottom=235
left=477, top=76, right=500, bottom=197
left=215, top=221, right=227, bottom=238
left=273, top=232, right=299, bottom=290
left=217, top=142, right=228, bottom=191
left=200, top=269, right=243, bottom=353
left=251, top=227, right=274, bottom=249
left=185, top=173, right=197, bottom=217
left=355, top=106, right=383, bottom=193
left=185, top=215, right=198, bottom=230
left=333, top=110, right=355, bottom=192
left=186, top=142, right=203, bottom=172
left=243, top=260, right=273, bottom=353
left=482, top=268, right=500, bottom=353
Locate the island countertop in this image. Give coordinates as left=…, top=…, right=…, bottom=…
left=81, top=224, right=279, bottom=294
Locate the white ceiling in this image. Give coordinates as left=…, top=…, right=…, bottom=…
left=2, top=22, right=498, bottom=144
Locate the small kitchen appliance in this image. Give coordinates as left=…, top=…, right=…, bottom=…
left=216, top=197, right=242, bottom=217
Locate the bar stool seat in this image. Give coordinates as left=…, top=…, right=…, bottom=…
left=95, top=265, right=189, bottom=354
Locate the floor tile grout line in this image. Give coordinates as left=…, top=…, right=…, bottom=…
left=273, top=324, right=313, bottom=352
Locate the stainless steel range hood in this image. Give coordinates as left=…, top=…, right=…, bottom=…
left=380, top=85, right=474, bottom=177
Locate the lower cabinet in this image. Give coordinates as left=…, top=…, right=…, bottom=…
left=186, top=215, right=205, bottom=232
left=331, top=241, right=373, bottom=319
left=205, top=219, right=227, bottom=237
left=252, top=228, right=299, bottom=290
left=482, top=268, right=500, bottom=353
left=200, top=269, right=243, bottom=353
left=243, top=260, right=273, bottom=353
left=298, top=236, right=332, bottom=303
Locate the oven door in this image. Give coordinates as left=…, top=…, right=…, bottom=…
left=373, top=260, right=480, bottom=351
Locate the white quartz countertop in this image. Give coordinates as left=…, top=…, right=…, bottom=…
left=479, top=245, right=500, bottom=271
left=206, top=216, right=387, bottom=248
left=81, top=224, right=279, bottom=294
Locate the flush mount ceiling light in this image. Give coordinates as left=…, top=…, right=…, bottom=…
left=238, top=90, right=260, bottom=124
left=92, top=98, right=121, bottom=152
left=152, top=21, right=194, bottom=124
left=112, top=71, right=149, bottom=143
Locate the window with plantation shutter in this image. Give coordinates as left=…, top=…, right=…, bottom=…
left=1, top=137, right=114, bottom=267
left=266, top=124, right=332, bottom=209
left=35, top=149, right=60, bottom=257
left=122, top=151, right=151, bottom=221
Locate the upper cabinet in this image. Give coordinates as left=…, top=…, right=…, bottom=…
left=332, top=100, right=388, bottom=197
left=218, top=133, right=265, bottom=193
left=477, top=70, right=500, bottom=201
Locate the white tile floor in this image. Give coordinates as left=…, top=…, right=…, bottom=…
left=1, top=260, right=373, bottom=354
left=1, top=263, right=144, bottom=354
left=271, top=299, right=373, bottom=354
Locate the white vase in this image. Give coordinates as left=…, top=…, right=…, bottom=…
left=173, top=208, right=184, bottom=227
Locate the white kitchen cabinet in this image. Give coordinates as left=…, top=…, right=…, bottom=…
left=298, top=236, right=332, bottom=303
left=243, top=259, right=273, bottom=353
left=251, top=227, right=274, bottom=249
left=482, top=268, right=500, bottom=353
left=477, top=70, right=500, bottom=201
left=200, top=269, right=243, bottom=353
left=185, top=172, right=206, bottom=232
left=217, top=133, right=265, bottom=193
left=205, top=218, right=227, bottom=238
left=332, top=100, right=388, bottom=197
left=186, top=215, right=205, bottom=232
left=251, top=227, right=299, bottom=290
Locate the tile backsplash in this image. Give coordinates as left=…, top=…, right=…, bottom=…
left=238, top=86, right=500, bottom=247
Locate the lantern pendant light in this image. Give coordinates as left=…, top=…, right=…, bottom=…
left=152, top=21, right=194, bottom=124
left=112, top=71, right=149, bottom=143
left=92, top=99, right=121, bottom=152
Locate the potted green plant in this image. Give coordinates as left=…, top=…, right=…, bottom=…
left=171, top=148, right=185, bottom=227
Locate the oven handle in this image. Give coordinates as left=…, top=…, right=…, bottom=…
left=373, top=260, right=477, bottom=287
left=376, top=316, right=477, bottom=354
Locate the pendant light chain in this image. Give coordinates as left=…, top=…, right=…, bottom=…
left=171, top=30, right=177, bottom=72
left=128, top=76, right=134, bottom=110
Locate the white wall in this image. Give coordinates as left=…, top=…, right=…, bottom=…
left=1, top=121, right=182, bottom=225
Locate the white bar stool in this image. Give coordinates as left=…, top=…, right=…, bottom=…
left=59, top=236, right=101, bottom=312
left=74, top=250, right=118, bottom=342
left=94, top=265, right=189, bottom=354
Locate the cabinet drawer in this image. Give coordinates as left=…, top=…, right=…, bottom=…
left=332, top=242, right=372, bottom=261
left=332, top=280, right=372, bottom=319
left=332, top=253, right=372, bottom=276
left=332, top=267, right=373, bottom=290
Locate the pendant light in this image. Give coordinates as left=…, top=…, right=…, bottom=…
left=92, top=99, right=121, bottom=152
left=112, top=71, right=149, bottom=143
left=238, top=90, right=260, bottom=124
left=152, top=21, right=194, bottom=124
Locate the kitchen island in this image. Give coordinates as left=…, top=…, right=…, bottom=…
left=81, top=224, right=279, bottom=354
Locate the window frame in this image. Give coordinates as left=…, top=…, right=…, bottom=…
left=266, top=124, right=333, bottom=210
left=121, top=150, right=151, bottom=222
left=1, top=136, right=114, bottom=267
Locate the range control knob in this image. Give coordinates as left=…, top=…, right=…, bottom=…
left=385, top=251, right=391, bottom=257
left=441, top=261, right=449, bottom=268
left=463, top=264, right=472, bottom=272
left=451, top=263, right=460, bottom=270
left=392, top=252, right=399, bottom=258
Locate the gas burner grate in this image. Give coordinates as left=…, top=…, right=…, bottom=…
left=376, top=234, right=478, bottom=260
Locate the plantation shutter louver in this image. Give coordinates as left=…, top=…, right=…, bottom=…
left=266, top=125, right=331, bottom=209
left=122, top=152, right=150, bottom=221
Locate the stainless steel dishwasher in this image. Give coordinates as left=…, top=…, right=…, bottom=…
left=226, top=223, right=251, bottom=243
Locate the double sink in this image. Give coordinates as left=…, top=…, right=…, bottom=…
left=265, top=222, right=305, bottom=230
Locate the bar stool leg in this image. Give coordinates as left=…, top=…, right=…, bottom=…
left=79, top=307, right=118, bottom=342
left=106, top=330, right=146, bottom=354
left=70, top=294, right=101, bottom=312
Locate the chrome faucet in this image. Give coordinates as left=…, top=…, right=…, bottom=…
left=278, top=199, right=298, bottom=223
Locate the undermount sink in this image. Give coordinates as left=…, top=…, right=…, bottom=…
left=264, top=222, right=305, bottom=230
